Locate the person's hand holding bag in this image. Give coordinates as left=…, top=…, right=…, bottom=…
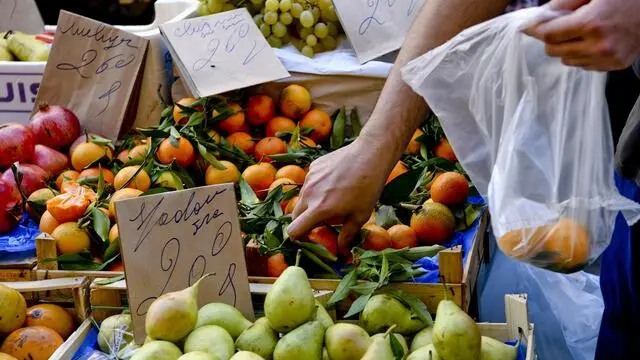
left=523, top=0, right=640, bottom=71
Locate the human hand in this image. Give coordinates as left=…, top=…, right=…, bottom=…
left=287, top=138, right=392, bottom=255
left=523, top=0, right=640, bottom=71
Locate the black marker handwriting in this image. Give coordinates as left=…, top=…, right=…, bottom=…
left=136, top=237, right=180, bottom=316
left=95, top=53, right=136, bottom=74
left=193, top=38, right=221, bottom=71
left=188, top=255, right=208, bottom=286
left=96, top=81, right=122, bottom=117
left=60, top=21, right=139, bottom=50
left=211, top=221, right=232, bottom=256
left=56, top=49, right=98, bottom=79
left=219, top=263, right=237, bottom=306
left=173, top=12, right=244, bottom=38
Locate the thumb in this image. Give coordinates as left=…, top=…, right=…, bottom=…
left=547, top=0, right=590, bottom=11
left=337, top=217, right=364, bottom=256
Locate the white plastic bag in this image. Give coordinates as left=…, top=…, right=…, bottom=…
left=402, top=7, right=640, bottom=273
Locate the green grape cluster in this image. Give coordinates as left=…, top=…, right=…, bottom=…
left=197, top=0, right=343, bottom=58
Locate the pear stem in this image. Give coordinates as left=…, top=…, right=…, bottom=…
left=384, top=324, right=397, bottom=338
left=192, top=273, right=214, bottom=290
left=440, top=275, right=452, bottom=301
left=295, top=249, right=302, bottom=267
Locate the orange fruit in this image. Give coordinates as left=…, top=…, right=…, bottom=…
left=386, top=161, right=408, bottom=185
left=247, top=95, right=276, bottom=126
left=109, top=188, right=143, bottom=219
left=78, top=167, right=114, bottom=185
left=39, top=211, right=60, bottom=235
left=108, top=261, right=124, bottom=272
left=25, top=304, right=75, bottom=339
left=69, top=133, right=102, bottom=156
left=388, top=224, right=418, bottom=249
left=406, top=129, right=424, bottom=154
left=498, top=218, right=590, bottom=272
left=299, top=109, right=332, bottom=143
left=46, top=192, right=90, bottom=223
left=208, top=129, right=222, bottom=143
left=279, top=84, right=312, bottom=120
left=242, top=163, right=276, bottom=197
left=267, top=253, right=288, bottom=277
left=217, top=103, right=246, bottom=134
left=276, top=165, right=306, bottom=184
left=108, top=224, right=119, bottom=242
left=434, top=138, right=457, bottom=162
left=55, top=170, right=79, bottom=190
left=430, top=172, right=469, bottom=206
left=266, top=116, right=297, bottom=137
left=126, top=144, right=149, bottom=162
left=0, top=326, right=63, bottom=360
left=173, top=97, right=199, bottom=125
left=52, top=222, right=90, bottom=255
left=156, top=137, right=196, bottom=168
left=284, top=195, right=300, bottom=214
left=114, top=166, right=151, bottom=192
left=410, top=202, right=456, bottom=245
left=205, top=161, right=240, bottom=185
left=71, top=142, right=112, bottom=171
left=227, top=132, right=256, bottom=155
left=59, top=182, right=97, bottom=201
left=268, top=178, right=296, bottom=194
left=306, top=226, right=338, bottom=257
left=116, top=149, right=130, bottom=163
left=0, top=353, right=17, bottom=360
left=254, top=137, right=287, bottom=163
left=361, top=224, right=392, bottom=251
left=26, top=188, right=57, bottom=219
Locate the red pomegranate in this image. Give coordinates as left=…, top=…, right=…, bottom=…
left=1, top=164, right=48, bottom=197
left=30, top=105, right=81, bottom=149
left=0, top=179, right=22, bottom=233
left=33, top=145, right=69, bottom=178
left=0, top=123, right=36, bottom=170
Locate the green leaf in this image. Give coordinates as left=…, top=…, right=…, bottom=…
left=378, top=253, right=390, bottom=287
left=94, top=274, right=125, bottom=285
left=328, top=269, right=357, bottom=306
left=425, top=157, right=458, bottom=171
left=376, top=205, right=401, bottom=228
left=96, top=254, right=121, bottom=271
left=380, top=166, right=425, bottom=205
left=293, top=240, right=338, bottom=262
left=349, top=282, right=378, bottom=295
left=91, top=206, right=110, bottom=244
left=26, top=199, right=47, bottom=219
left=301, top=249, right=338, bottom=276
left=186, top=111, right=205, bottom=127
left=161, top=106, right=173, bottom=118
left=169, top=126, right=181, bottom=139
left=141, top=188, right=172, bottom=196
left=390, top=334, right=406, bottom=360
left=344, top=293, right=372, bottom=318
left=239, top=177, right=259, bottom=205
left=330, top=108, right=347, bottom=150
left=350, top=108, right=362, bottom=137
left=197, top=143, right=226, bottom=170
left=386, top=289, right=433, bottom=326
left=104, top=236, right=120, bottom=261
left=138, top=128, right=170, bottom=138
left=89, top=135, right=114, bottom=147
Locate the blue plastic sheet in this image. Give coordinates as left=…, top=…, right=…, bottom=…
left=73, top=327, right=99, bottom=360
left=0, top=212, right=39, bottom=257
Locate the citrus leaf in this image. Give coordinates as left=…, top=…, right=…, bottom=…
left=376, top=205, right=401, bottom=228
left=91, top=206, right=110, bottom=244
left=94, top=274, right=125, bottom=285
left=330, top=108, right=347, bottom=150
left=186, top=111, right=205, bottom=127
left=390, top=334, right=405, bottom=360
left=350, top=108, right=362, bottom=137
left=380, top=166, right=425, bottom=205
left=300, top=249, right=338, bottom=276
left=104, top=236, right=120, bottom=261
left=198, top=143, right=226, bottom=170
left=344, top=293, right=372, bottom=318
left=239, top=177, right=259, bottom=205
left=349, top=282, right=378, bottom=295
left=293, top=240, right=338, bottom=262
left=328, top=269, right=357, bottom=306
left=386, top=289, right=433, bottom=326
left=141, top=188, right=171, bottom=196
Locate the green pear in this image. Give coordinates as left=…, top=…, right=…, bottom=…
left=372, top=333, right=408, bottom=357
left=408, top=344, right=440, bottom=360
left=314, top=300, right=334, bottom=330
left=178, top=352, right=216, bottom=360
left=98, top=313, right=133, bottom=353
left=116, top=341, right=140, bottom=359
left=325, top=323, right=371, bottom=360
left=5, top=31, right=50, bottom=61
left=196, top=302, right=253, bottom=338
left=410, top=326, right=433, bottom=353
left=230, top=351, right=266, bottom=360
left=130, top=341, right=182, bottom=360
left=273, top=320, right=324, bottom=360
left=481, top=336, right=517, bottom=360
left=184, top=325, right=235, bottom=360
left=360, top=294, right=428, bottom=335
left=432, top=299, right=480, bottom=360
left=235, top=318, right=279, bottom=359
left=264, top=252, right=315, bottom=332
left=360, top=328, right=396, bottom=360
left=322, top=348, right=330, bottom=360
left=146, top=274, right=211, bottom=342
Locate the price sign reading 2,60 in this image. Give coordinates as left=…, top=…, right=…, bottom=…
left=115, top=183, right=253, bottom=342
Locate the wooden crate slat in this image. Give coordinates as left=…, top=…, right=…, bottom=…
left=49, top=318, right=94, bottom=360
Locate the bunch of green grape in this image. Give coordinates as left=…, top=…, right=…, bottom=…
left=197, top=0, right=343, bottom=58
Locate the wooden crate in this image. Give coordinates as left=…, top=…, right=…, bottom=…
left=249, top=213, right=488, bottom=314
left=0, top=256, right=36, bottom=282
left=479, top=294, right=536, bottom=360
left=50, top=318, right=94, bottom=360
left=0, top=277, right=91, bottom=324
left=89, top=278, right=334, bottom=322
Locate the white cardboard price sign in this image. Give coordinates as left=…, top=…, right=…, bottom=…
left=115, top=184, right=254, bottom=344
left=333, top=0, right=426, bottom=64
left=0, top=0, right=44, bottom=35
left=160, top=8, right=290, bottom=98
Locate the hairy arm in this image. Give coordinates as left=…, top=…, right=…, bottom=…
left=288, top=0, right=511, bottom=245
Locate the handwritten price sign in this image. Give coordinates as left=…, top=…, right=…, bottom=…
left=0, top=0, right=44, bottom=34
left=115, top=184, right=253, bottom=343
left=34, top=11, right=148, bottom=140
left=333, top=0, right=425, bottom=64
left=160, top=8, right=289, bottom=98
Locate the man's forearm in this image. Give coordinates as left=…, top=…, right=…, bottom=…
left=360, top=0, right=510, bottom=169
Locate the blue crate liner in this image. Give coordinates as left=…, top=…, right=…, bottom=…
left=507, top=340, right=528, bottom=360
left=0, top=212, right=39, bottom=257
left=413, top=195, right=486, bottom=283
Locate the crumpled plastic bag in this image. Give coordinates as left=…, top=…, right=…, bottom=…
left=402, top=7, right=640, bottom=273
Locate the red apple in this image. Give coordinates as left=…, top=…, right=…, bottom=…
left=33, top=145, right=69, bottom=178
left=0, top=179, right=22, bottom=233
left=30, top=104, right=81, bottom=149
left=1, top=164, right=48, bottom=197
left=0, top=123, right=36, bottom=170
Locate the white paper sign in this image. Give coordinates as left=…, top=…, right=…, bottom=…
left=333, top=0, right=426, bottom=64
left=160, top=8, right=290, bottom=98
left=0, top=0, right=44, bottom=34
left=115, top=184, right=254, bottom=343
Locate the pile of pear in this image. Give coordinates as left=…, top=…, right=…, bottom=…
left=98, top=263, right=520, bottom=360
